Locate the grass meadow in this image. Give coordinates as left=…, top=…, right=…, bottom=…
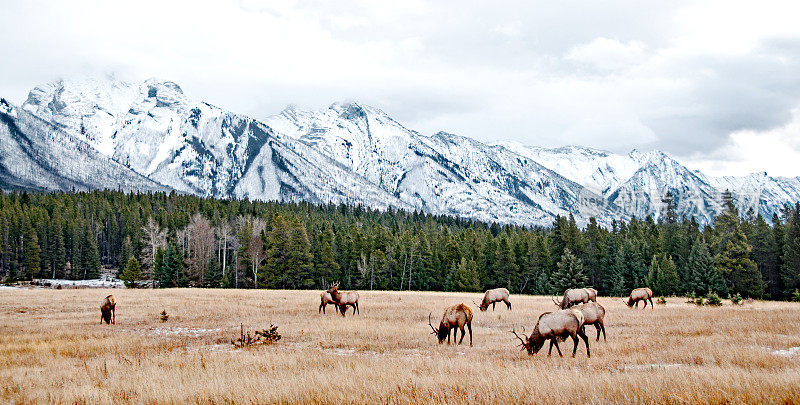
left=1, top=288, right=799, bottom=404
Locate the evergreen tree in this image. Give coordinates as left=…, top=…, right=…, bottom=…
left=119, top=257, right=143, bottom=288
left=648, top=254, right=679, bottom=296
left=83, top=227, right=101, bottom=279
left=687, top=237, right=726, bottom=295
left=445, top=258, right=481, bottom=292
left=781, top=205, right=800, bottom=294
left=493, top=234, right=519, bottom=291
left=551, top=248, right=587, bottom=292
left=717, top=229, right=763, bottom=298
left=21, top=216, right=41, bottom=280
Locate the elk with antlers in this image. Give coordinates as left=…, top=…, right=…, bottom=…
left=474, top=287, right=511, bottom=311
left=552, top=288, right=596, bottom=309
left=326, top=283, right=360, bottom=316
left=624, top=287, right=654, bottom=309
left=428, top=303, right=474, bottom=346
left=510, top=309, right=590, bottom=357
left=100, top=295, right=116, bottom=325
left=319, top=291, right=339, bottom=314
left=575, top=301, right=606, bottom=341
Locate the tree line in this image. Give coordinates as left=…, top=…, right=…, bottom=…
left=0, top=189, right=798, bottom=299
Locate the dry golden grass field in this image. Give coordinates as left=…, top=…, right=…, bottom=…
left=2, top=288, right=800, bottom=404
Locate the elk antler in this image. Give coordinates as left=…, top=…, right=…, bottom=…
left=510, top=325, right=527, bottom=349
left=428, top=313, right=438, bottom=334
left=472, top=299, right=480, bottom=307
left=551, top=293, right=560, bottom=307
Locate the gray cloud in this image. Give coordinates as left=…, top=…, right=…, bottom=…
left=1, top=0, right=799, bottom=176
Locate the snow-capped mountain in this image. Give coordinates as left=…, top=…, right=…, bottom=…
left=0, top=98, right=167, bottom=192
left=4, top=77, right=800, bottom=226
left=19, top=79, right=407, bottom=210
left=267, top=102, right=622, bottom=225
left=500, top=142, right=800, bottom=223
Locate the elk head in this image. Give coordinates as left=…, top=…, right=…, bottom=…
left=510, top=326, right=533, bottom=354
left=473, top=299, right=488, bottom=312
left=551, top=293, right=562, bottom=308
left=428, top=313, right=448, bottom=344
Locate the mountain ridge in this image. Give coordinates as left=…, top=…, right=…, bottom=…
left=4, top=77, right=800, bottom=226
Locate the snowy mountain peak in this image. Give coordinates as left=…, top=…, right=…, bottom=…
left=7, top=76, right=800, bottom=226
left=0, top=98, right=15, bottom=117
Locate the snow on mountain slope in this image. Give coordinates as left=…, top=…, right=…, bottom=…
left=707, top=172, right=800, bottom=219
left=267, top=103, right=623, bottom=225
left=20, top=79, right=407, bottom=210
left=498, top=143, right=640, bottom=195
left=10, top=77, right=800, bottom=225
left=0, top=98, right=168, bottom=193
left=500, top=142, right=799, bottom=222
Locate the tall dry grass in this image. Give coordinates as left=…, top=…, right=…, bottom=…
left=1, top=288, right=799, bottom=404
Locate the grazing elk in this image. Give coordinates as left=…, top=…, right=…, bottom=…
left=552, top=288, right=596, bottom=309
left=625, top=287, right=654, bottom=309
left=510, top=309, right=590, bottom=357
left=474, top=287, right=512, bottom=311
left=326, top=283, right=360, bottom=317
left=576, top=301, right=606, bottom=341
left=428, top=303, right=474, bottom=346
left=319, top=291, right=339, bottom=315
left=100, top=295, right=116, bottom=325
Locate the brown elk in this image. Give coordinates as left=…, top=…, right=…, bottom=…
left=552, top=288, right=596, bottom=309
left=428, top=303, right=474, bottom=346
left=319, top=291, right=339, bottom=314
left=100, top=295, right=116, bottom=325
left=576, top=301, right=606, bottom=341
left=474, top=288, right=511, bottom=311
left=624, top=287, right=654, bottom=309
left=510, top=309, right=590, bottom=357
left=326, top=283, right=360, bottom=316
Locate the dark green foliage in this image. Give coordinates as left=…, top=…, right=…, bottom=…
left=648, top=254, right=679, bottom=296
left=0, top=190, right=796, bottom=300
left=781, top=204, right=800, bottom=295
left=705, top=291, right=722, bottom=306
left=551, top=248, right=587, bottom=292
left=119, top=257, right=143, bottom=288
left=717, top=229, right=763, bottom=298
left=687, top=237, right=727, bottom=296
left=445, top=258, right=481, bottom=292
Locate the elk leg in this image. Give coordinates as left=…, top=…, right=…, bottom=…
left=467, top=321, right=473, bottom=347
left=492, top=302, right=496, bottom=311
left=458, top=326, right=466, bottom=345
left=319, top=302, right=323, bottom=314
left=505, top=299, right=512, bottom=310
left=553, top=339, right=563, bottom=357
left=578, top=328, right=590, bottom=357
left=112, top=309, right=115, bottom=325
left=571, top=334, right=579, bottom=357
left=595, top=324, right=601, bottom=341
left=355, top=302, right=360, bottom=315
left=649, top=298, right=654, bottom=309
left=548, top=339, right=554, bottom=356
left=601, top=323, right=607, bottom=341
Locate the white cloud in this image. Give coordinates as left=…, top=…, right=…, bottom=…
left=566, top=37, right=648, bottom=71
left=683, top=108, right=800, bottom=177
left=1, top=0, right=799, bottom=176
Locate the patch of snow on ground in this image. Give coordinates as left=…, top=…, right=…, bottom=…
left=145, top=327, right=223, bottom=338
left=34, top=275, right=124, bottom=289
left=621, top=363, right=684, bottom=371
left=772, top=347, right=800, bottom=358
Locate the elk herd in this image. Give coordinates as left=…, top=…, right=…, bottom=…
left=98, top=284, right=653, bottom=359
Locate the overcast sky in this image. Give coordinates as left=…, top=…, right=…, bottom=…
left=2, top=0, right=800, bottom=176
